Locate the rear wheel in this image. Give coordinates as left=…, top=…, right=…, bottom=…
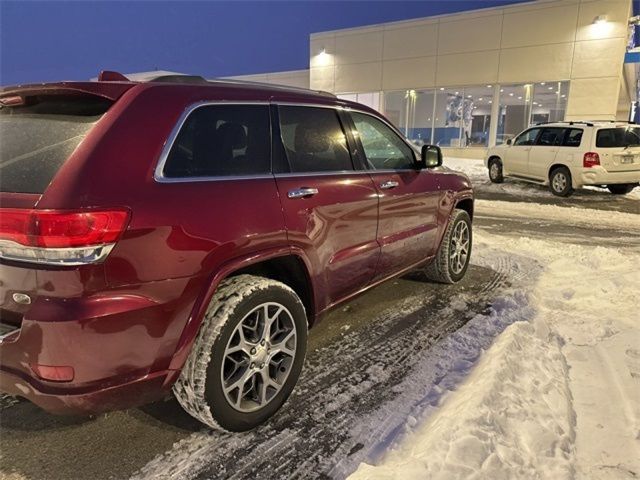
left=549, top=167, right=574, bottom=197
left=607, top=184, right=636, bottom=195
left=173, top=275, right=307, bottom=432
left=488, top=158, right=504, bottom=183
left=425, top=209, right=472, bottom=284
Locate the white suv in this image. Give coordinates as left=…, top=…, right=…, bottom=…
left=485, top=121, right=640, bottom=196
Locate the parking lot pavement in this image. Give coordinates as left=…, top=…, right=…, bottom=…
left=0, top=169, right=638, bottom=480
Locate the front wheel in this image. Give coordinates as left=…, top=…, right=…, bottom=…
left=425, top=209, right=472, bottom=284
left=607, top=184, right=636, bottom=195
left=173, top=275, right=307, bottom=432
left=549, top=167, right=574, bottom=197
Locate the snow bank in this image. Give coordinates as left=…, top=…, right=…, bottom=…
left=445, top=157, right=640, bottom=200
left=475, top=199, right=640, bottom=232
left=348, top=231, right=640, bottom=480
left=350, top=319, right=574, bottom=480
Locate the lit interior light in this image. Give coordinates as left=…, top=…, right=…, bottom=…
left=518, top=96, right=522, bottom=99
left=561, top=94, right=566, bottom=98
left=509, top=93, right=514, bottom=96
left=487, top=85, right=492, bottom=88
left=500, top=89, right=504, bottom=93
left=478, top=98, right=483, bottom=101
left=540, top=82, right=546, bottom=86
left=489, top=100, right=492, bottom=104
left=467, top=95, right=472, bottom=98
left=455, top=91, right=459, bottom=95
left=548, top=86, right=553, bottom=90
left=439, top=87, right=444, bottom=91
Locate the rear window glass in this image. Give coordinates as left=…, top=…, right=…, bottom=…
left=278, top=106, right=353, bottom=173
left=162, top=105, right=271, bottom=178
left=596, top=127, right=640, bottom=148
left=0, top=95, right=111, bottom=194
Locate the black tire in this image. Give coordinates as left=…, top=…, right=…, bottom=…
left=549, top=167, right=574, bottom=197
left=173, top=275, right=307, bottom=432
left=425, top=209, right=472, bottom=284
left=488, top=158, right=504, bottom=183
left=607, top=184, right=635, bottom=195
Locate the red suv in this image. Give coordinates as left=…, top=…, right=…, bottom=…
left=0, top=73, right=473, bottom=431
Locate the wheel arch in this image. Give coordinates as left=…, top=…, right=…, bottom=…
left=166, top=248, right=316, bottom=376
left=454, top=197, right=474, bottom=221
left=548, top=163, right=575, bottom=187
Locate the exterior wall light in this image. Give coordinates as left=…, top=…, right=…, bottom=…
left=593, top=15, right=607, bottom=24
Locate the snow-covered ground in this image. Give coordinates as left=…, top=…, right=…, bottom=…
left=349, top=210, right=640, bottom=479
left=445, top=157, right=640, bottom=202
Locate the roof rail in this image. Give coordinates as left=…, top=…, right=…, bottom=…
left=150, top=74, right=209, bottom=84
left=208, top=77, right=336, bottom=98
left=535, top=120, right=594, bottom=127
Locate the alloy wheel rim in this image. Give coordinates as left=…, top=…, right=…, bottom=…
left=553, top=173, right=567, bottom=192
left=450, top=221, right=470, bottom=275
left=221, top=302, right=297, bottom=413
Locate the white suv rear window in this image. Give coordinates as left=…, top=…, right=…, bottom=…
left=596, top=127, right=640, bottom=148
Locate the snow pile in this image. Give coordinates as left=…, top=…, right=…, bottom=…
left=350, top=319, right=574, bottom=480
left=475, top=199, right=640, bottom=232
left=445, top=157, right=640, bottom=200
left=349, top=230, right=640, bottom=480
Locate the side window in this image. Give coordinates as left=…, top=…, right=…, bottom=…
left=278, top=106, right=353, bottom=173
left=351, top=112, right=415, bottom=170
left=163, top=105, right=270, bottom=178
left=514, top=128, right=541, bottom=146
left=564, top=129, right=583, bottom=147
left=537, top=128, right=565, bottom=146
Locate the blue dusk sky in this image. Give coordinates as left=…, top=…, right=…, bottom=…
left=2, top=0, right=571, bottom=86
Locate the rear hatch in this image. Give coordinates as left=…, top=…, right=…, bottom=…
left=0, top=84, right=131, bottom=339
left=595, top=126, right=640, bottom=172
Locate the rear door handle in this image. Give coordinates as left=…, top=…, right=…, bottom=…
left=379, top=181, right=399, bottom=190
left=287, top=187, right=319, bottom=199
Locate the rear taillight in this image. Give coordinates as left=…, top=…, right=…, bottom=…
left=583, top=152, right=600, bottom=168
left=0, top=209, right=129, bottom=265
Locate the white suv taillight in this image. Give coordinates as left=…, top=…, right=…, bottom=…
left=0, top=209, right=129, bottom=266
left=583, top=152, right=600, bottom=168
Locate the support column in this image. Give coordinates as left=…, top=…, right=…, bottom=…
left=488, top=84, right=500, bottom=147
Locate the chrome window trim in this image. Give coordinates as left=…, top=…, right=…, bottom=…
left=152, top=99, right=421, bottom=183
left=153, top=100, right=271, bottom=184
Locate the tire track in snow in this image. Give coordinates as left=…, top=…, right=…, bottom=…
left=134, top=245, right=539, bottom=480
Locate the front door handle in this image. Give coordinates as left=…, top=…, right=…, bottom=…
left=288, top=187, right=319, bottom=199
left=379, top=181, right=399, bottom=190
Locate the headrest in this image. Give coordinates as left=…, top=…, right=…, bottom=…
left=294, top=120, right=331, bottom=154
left=216, top=122, right=247, bottom=149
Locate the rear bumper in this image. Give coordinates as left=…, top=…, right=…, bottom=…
left=0, top=366, right=170, bottom=415
left=578, top=167, right=640, bottom=186
left=0, top=272, right=201, bottom=415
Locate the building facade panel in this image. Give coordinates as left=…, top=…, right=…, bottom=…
left=382, top=57, right=437, bottom=90
left=498, top=43, right=574, bottom=83
left=571, top=37, right=626, bottom=78
left=383, top=22, right=438, bottom=60
left=437, top=14, right=503, bottom=55
left=335, top=62, right=382, bottom=92
left=565, top=76, right=621, bottom=118
left=501, top=3, right=579, bottom=48
left=436, top=51, right=500, bottom=86
left=334, top=30, right=383, bottom=65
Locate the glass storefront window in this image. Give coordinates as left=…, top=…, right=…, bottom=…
left=382, top=90, right=435, bottom=146
left=496, top=84, right=534, bottom=145
left=433, top=89, right=463, bottom=147
left=531, top=81, right=569, bottom=124
left=462, top=86, right=493, bottom=147
left=337, top=92, right=381, bottom=112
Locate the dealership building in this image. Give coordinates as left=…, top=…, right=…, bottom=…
left=229, top=0, right=638, bottom=157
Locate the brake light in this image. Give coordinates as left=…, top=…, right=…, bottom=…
left=583, top=152, right=600, bottom=168
left=0, top=209, right=129, bottom=265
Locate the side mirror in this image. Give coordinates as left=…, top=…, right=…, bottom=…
left=419, top=144, right=443, bottom=169
left=506, top=138, right=513, bottom=146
